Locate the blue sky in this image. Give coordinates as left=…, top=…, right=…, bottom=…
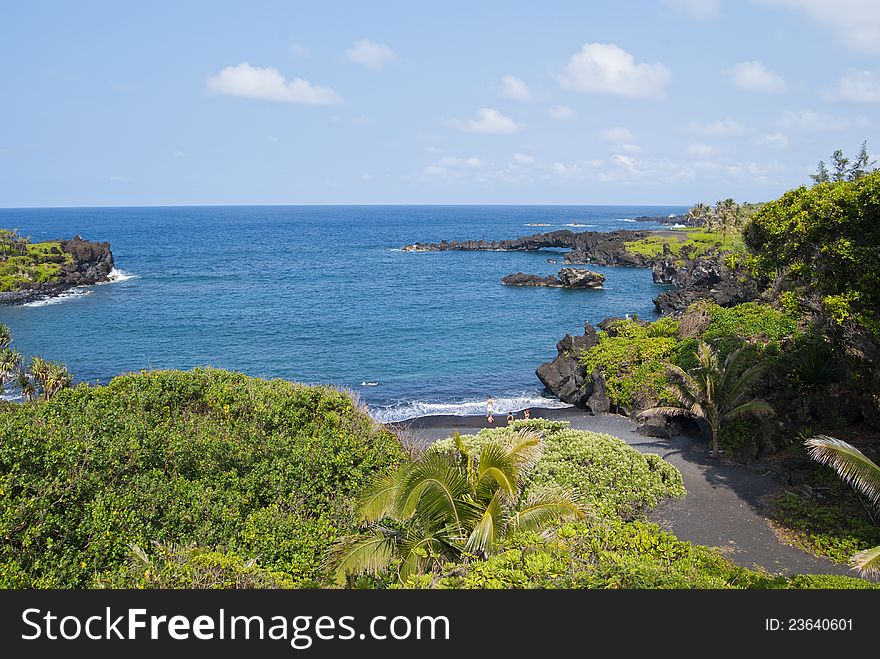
left=1, top=0, right=879, bottom=206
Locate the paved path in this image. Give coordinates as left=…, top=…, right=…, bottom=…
left=401, top=409, right=851, bottom=576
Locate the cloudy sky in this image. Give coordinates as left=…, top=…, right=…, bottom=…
left=2, top=0, right=879, bottom=206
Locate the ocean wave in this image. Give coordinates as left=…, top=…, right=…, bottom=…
left=670, top=223, right=686, bottom=228
left=22, top=289, right=94, bottom=308
left=524, top=223, right=552, bottom=227
left=563, top=223, right=594, bottom=227
left=369, top=394, right=572, bottom=424
left=105, top=267, right=139, bottom=283
left=615, top=218, right=637, bottom=222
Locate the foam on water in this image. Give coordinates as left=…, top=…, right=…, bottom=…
left=616, top=218, right=637, bottom=222
left=105, top=267, right=139, bottom=283
left=21, top=288, right=93, bottom=308
left=369, top=393, right=573, bottom=423
left=563, top=223, right=594, bottom=227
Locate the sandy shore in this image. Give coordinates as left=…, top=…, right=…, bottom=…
left=389, top=406, right=850, bottom=576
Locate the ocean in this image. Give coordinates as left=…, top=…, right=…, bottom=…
left=0, top=205, right=684, bottom=421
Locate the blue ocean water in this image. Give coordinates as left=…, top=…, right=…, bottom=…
left=0, top=205, right=684, bottom=421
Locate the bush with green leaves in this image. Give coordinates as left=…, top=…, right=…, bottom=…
left=743, top=171, right=880, bottom=337
left=431, top=419, right=686, bottom=519
left=0, top=368, right=405, bottom=588
left=580, top=319, right=679, bottom=409
left=398, top=518, right=879, bottom=589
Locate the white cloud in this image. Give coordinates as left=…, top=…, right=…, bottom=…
left=600, top=126, right=634, bottom=143
left=439, top=156, right=484, bottom=167
left=687, top=142, right=716, bottom=156
left=759, top=0, right=880, bottom=54
left=688, top=118, right=748, bottom=136
left=663, top=0, right=721, bottom=19
left=500, top=75, right=531, bottom=100
left=756, top=132, right=790, bottom=148
left=726, top=61, right=786, bottom=93
left=513, top=153, right=535, bottom=165
left=346, top=39, right=396, bottom=70
left=548, top=105, right=577, bottom=120
left=206, top=63, right=341, bottom=105
left=445, top=108, right=524, bottom=134
left=557, top=43, right=670, bottom=99
left=777, top=109, right=850, bottom=131
left=823, top=71, right=880, bottom=103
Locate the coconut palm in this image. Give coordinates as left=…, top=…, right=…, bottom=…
left=805, top=436, right=880, bottom=577
left=333, top=429, right=588, bottom=584
left=640, top=341, right=775, bottom=458
left=687, top=202, right=714, bottom=228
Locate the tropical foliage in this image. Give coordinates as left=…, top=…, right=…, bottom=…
left=743, top=170, right=880, bottom=337
left=640, top=341, right=775, bottom=458
left=333, top=428, right=588, bottom=584
left=0, top=369, right=405, bottom=587
left=0, top=230, right=71, bottom=292
left=804, top=436, right=880, bottom=577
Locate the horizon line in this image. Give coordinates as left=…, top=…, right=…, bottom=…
left=0, top=201, right=697, bottom=211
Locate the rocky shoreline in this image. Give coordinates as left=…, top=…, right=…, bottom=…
left=0, top=236, right=115, bottom=305
left=502, top=267, right=605, bottom=289
left=403, top=227, right=757, bottom=314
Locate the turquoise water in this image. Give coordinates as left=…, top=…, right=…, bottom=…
left=0, top=205, right=682, bottom=421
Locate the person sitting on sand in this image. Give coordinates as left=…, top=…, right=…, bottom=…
left=506, top=411, right=514, bottom=425
left=486, top=395, right=495, bottom=424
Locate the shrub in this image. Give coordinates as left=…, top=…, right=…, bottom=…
left=431, top=420, right=686, bottom=519
left=0, top=368, right=405, bottom=588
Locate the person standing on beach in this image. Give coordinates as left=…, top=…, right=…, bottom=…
left=506, top=411, right=514, bottom=425
left=523, top=408, right=531, bottom=420
left=486, top=395, right=495, bottom=424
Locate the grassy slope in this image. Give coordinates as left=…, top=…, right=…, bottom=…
left=0, top=241, right=73, bottom=291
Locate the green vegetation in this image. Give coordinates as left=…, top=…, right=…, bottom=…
left=802, top=436, right=880, bottom=575
left=702, top=301, right=799, bottom=345
left=334, top=426, right=587, bottom=584
left=580, top=319, right=679, bottom=409
left=810, top=142, right=875, bottom=185
left=0, top=230, right=71, bottom=292
left=640, top=341, right=775, bottom=458
left=399, top=519, right=877, bottom=589
left=0, top=368, right=405, bottom=588
left=624, top=229, right=741, bottom=265
left=431, top=419, right=686, bottom=519
left=743, top=170, right=880, bottom=337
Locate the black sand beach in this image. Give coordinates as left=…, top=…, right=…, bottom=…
left=391, top=407, right=850, bottom=576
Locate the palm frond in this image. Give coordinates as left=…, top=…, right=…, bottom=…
left=511, top=488, right=589, bottom=533
left=359, top=470, right=403, bottom=522
left=332, top=533, right=398, bottom=585
left=850, top=544, right=880, bottom=578
left=397, top=453, right=470, bottom=531
left=503, top=428, right=544, bottom=471
left=805, top=436, right=880, bottom=507
left=475, top=441, right=518, bottom=497
left=721, top=399, right=775, bottom=425
left=464, top=493, right=502, bottom=555
left=639, top=406, right=697, bottom=421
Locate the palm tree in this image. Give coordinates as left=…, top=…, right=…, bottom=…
left=805, top=436, right=880, bottom=577
left=333, top=429, right=588, bottom=584
left=639, top=341, right=775, bottom=458
left=28, top=357, right=71, bottom=400
left=687, top=202, right=714, bottom=228
left=16, top=369, right=36, bottom=402
left=0, top=323, right=12, bottom=349
left=0, top=348, right=22, bottom=394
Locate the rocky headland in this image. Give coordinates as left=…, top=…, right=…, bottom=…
left=403, top=227, right=756, bottom=313
left=0, top=236, right=115, bottom=305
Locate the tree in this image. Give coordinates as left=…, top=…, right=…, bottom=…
left=744, top=171, right=880, bottom=336
left=333, top=429, right=588, bottom=584
left=714, top=198, right=739, bottom=240
left=0, top=348, right=22, bottom=394
left=687, top=202, right=715, bottom=228
left=810, top=160, right=830, bottom=185
left=639, top=341, right=775, bottom=458
left=805, top=436, right=880, bottom=577
left=848, top=141, right=874, bottom=181
left=831, top=149, right=850, bottom=183
left=28, top=356, right=71, bottom=400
